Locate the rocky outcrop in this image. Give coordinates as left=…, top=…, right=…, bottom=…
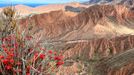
left=61, top=35, right=134, bottom=59
left=65, top=6, right=86, bottom=12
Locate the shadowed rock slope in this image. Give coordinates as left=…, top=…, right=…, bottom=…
left=93, top=48, right=134, bottom=75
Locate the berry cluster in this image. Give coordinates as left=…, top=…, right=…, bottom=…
left=0, top=34, right=64, bottom=75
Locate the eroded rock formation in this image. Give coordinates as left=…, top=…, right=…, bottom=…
left=62, top=35, right=134, bottom=59
left=20, top=5, right=134, bottom=41
left=93, top=48, right=134, bottom=75
left=19, top=4, right=134, bottom=74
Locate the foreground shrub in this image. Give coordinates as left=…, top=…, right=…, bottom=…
left=0, top=34, right=64, bottom=75
left=0, top=7, right=64, bottom=75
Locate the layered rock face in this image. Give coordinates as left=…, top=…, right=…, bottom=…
left=20, top=5, right=134, bottom=40
left=20, top=10, right=72, bottom=26
left=19, top=4, right=134, bottom=74
left=62, top=35, right=134, bottom=59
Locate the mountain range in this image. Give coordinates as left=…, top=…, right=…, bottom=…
left=0, top=2, right=88, bottom=16
left=18, top=3, right=134, bottom=74
left=1, top=1, right=134, bottom=74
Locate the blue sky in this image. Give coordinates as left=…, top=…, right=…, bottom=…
left=0, top=0, right=88, bottom=4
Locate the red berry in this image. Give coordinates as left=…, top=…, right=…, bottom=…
left=0, top=55, right=4, bottom=59
left=5, top=65, right=12, bottom=70
left=2, top=59, right=9, bottom=64
left=1, top=44, right=6, bottom=48
left=39, top=54, right=45, bottom=59
left=10, top=48, right=15, bottom=51
left=10, top=59, right=14, bottom=64
left=48, top=50, right=53, bottom=54
left=54, top=56, right=63, bottom=61
left=56, top=61, right=64, bottom=67
left=3, top=48, right=8, bottom=51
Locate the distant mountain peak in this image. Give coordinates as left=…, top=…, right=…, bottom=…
left=83, top=0, right=134, bottom=7
left=15, top=4, right=33, bottom=9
